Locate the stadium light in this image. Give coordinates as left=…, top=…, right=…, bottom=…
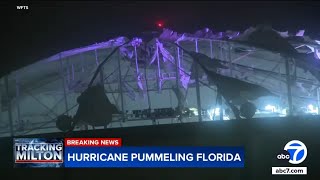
left=265, top=105, right=276, bottom=112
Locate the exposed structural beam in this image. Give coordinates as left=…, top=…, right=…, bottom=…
left=23, top=90, right=58, bottom=118
left=71, top=64, right=75, bottom=81
left=231, top=51, right=254, bottom=64
left=209, top=40, right=223, bottom=120
left=228, top=42, right=233, bottom=77
left=195, top=39, right=202, bottom=122
left=118, top=50, right=125, bottom=122
left=278, top=65, right=283, bottom=112
left=45, top=96, right=69, bottom=116
left=259, top=63, right=281, bottom=85
left=144, top=43, right=152, bottom=120
left=175, top=43, right=182, bottom=122
left=95, top=49, right=107, bottom=129
left=217, top=92, right=223, bottom=121
left=94, top=49, right=105, bottom=87
left=285, top=58, right=293, bottom=116
left=210, top=40, right=213, bottom=59
left=81, top=53, right=86, bottom=72
left=219, top=41, right=223, bottom=60
left=95, top=46, right=100, bottom=66
left=66, top=58, right=71, bottom=84
left=156, top=43, right=162, bottom=92
left=4, top=76, right=14, bottom=136
left=134, top=46, right=140, bottom=76
left=216, top=41, right=225, bottom=120
left=59, top=53, right=69, bottom=115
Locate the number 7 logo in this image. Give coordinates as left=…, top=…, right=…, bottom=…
left=284, top=140, right=307, bottom=164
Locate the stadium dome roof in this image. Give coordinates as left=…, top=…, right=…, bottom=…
left=1, top=26, right=319, bottom=137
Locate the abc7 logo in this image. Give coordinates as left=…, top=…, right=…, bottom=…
left=277, top=150, right=290, bottom=160
left=276, top=140, right=307, bottom=164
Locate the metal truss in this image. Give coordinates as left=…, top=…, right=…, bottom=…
left=1, top=37, right=320, bottom=137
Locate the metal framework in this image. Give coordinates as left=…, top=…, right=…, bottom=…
left=1, top=28, right=320, bottom=137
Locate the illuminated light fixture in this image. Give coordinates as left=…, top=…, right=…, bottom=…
left=281, top=109, right=287, bottom=115
left=223, top=116, right=230, bottom=120
left=307, top=104, right=319, bottom=114
left=278, top=108, right=287, bottom=117
left=189, top=108, right=198, bottom=116
left=265, top=105, right=277, bottom=112
left=214, top=108, right=220, bottom=115
left=207, top=109, right=214, bottom=120
left=207, top=108, right=220, bottom=120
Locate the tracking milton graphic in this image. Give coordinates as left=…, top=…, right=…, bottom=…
left=14, top=138, right=64, bottom=168
left=272, top=140, right=308, bottom=175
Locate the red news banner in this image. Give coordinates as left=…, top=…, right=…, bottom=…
left=64, top=138, right=122, bottom=147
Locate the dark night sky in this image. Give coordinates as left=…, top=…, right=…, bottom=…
left=6, top=1, right=320, bottom=78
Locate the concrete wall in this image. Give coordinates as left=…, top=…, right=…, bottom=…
left=1, top=115, right=319, bottom=180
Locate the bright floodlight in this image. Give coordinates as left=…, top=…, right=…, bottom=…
left=207, top=108, right=220, bottom=120
left=307, top=104, right=319, bottom=114
left=207, top=109, right=214, bottom=120
left=215, top=108, right=220, bottom=115
left=281, top=109, right=287, bottom=115
left=223, top=116, right=230, bottom=120
left=189, top=108, right=198, bottom=116
left=265, top=105, right=276, bottom=112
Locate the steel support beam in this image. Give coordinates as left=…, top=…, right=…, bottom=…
left=219, top=41, right=223, bottom=60
left=134, top=46, right=140, bottom=75
left=95, top=49, right=105, bottom=86
left=285, top=58, right=293, bottom=116
left=81, top=53, right=85, bottom=72
left=210, top=40, right=213, bottom=59
left=71, top=64, right=75, bottom=81
left=228, top=42, right=233, bottom=77
left=217, top=92, right=223, bottom=120
left=95, top=49, right=107, bottom=128
left=231, top=52, right=253, bottom=63
left=24, top=90, right=58, bottom=118
left=144, top=44, right=152, bottom=117
left=175, top=44, right=182, bottom=122
left=156, top=44, right=161, bottom=92
left=59, top=53, right=69, bottom=115
left=195, top=39, right=202, bottom=121
left=278, top=65, right=283, bottom=113
left=44, top=96, right=66, bottom=117
left=118, top=50, right=125, bottom=122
